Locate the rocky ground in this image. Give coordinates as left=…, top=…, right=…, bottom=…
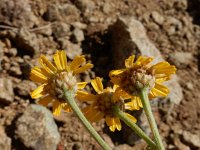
left=0, top=0, right=200, bottom=150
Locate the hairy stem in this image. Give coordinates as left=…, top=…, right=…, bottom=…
left=63, top=88, right=111, bottom=150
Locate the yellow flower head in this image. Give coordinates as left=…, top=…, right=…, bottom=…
left=109, top=55, right=176, bottom=110
left=77, top=77, right=137, bottom=132
left=30, top=50, right=93, bottom=116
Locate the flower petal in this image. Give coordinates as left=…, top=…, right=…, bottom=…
left=150, top=83, right=169, bottom=97
left=30, top=67, right=48, bottom=83
left=105, top=116, right=115, bottom=132
left=53, top=51, right=64, bottom=71
left=150, top=62, right=176, bottom=75
left=76, top=91, right=98, bottom=101
left=31, top=83, right=47, bottom=99
left=91, top=77, right=104, bottom=93
left=60, top=50, right=68, bottom=70
left=73, top=63, right=93, bottom=74
left=125, top=96, right=142, bottom=110
left=61, top=103, right=71, bottom=112
left=36, top=95, right=52, bottom=106
left=114, top=117, right=122, bottom=131
left=125, top=113, right=137, bottom=123
left=52, top=101, right=62, bottom=116
left=69, top=55, right=86, bottom=71
left=125, top=55, right=135, bottom=68
left=77, top=82, right=87, bottom=89
left=39, top=55, right=57, bottom=74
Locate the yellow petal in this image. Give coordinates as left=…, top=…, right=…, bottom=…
left=125, top=55, right=135, bottom=68
left=105, top=117, right=115, bottom=132
left=30, top=67, right=48, bottom=83
left=31, top=83, right=47, bottom=99
left=91, top=77, right=103, bottom=93
left=109, top=69, right=125, bottom=76
left=77, top=82, right=87, bottom=89
left=125, top=96, right=142, bottom=110
left=150, top=83, right=169, bottom=97
left=73, top=63, right=93, bottom=74
left=92, top=111, right=104, bottom=122
left=125, top=113, right=137, bottom=123
left=37, top=95, right=52, bottom=106
left=61, top=103, right=71, bottom=112
left=114, top=117, right=122, bottom=131
left=150, top=62, right=176, bottom=75
left=53, top=51, right=63, bottom=70
left=39, top=55, right=57, bottom=74
left=135, top=56, right=153, bottom=66
left=52, top=101, right=62, bottom=116
left=60, top=50, right=68, bottom=70
left=69, top=55, right=86, bottom=71
left=76, top=91, right=98, bottom=101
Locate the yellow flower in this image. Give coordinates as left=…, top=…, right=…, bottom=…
left=109, top=55, right=176, bottom=110
left=30, top=50, right=93, bottom=115
left=77, top=77, right=137, bottom=132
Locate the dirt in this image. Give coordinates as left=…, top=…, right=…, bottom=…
left=0, top=0, right=200, bottom=150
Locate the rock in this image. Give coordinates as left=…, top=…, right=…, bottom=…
left=110, top=16, right=183, bottom=105
left=0, top=77, right=14, bottom=104
left=15, top=28, right=39, bottom=56
left=52, top=22, right=71, bottom=39
left=183, top=131, right=200, bottom=148
left=72, top=28, right=85, bottom=43
left=169, top=52, right=193, bottom=67
left=15, top=80, right=37, bottom=96
left=0, top=126, right=11, bottom=150
left=0, top=0, right=40, bottom=28
left=174, top=137, right=190, bottom=150
left=75, top=0, right=95, bottom=13
left=151, top=11, right=164, bottom=25
left=15, top=104, right=60, bottom=150
left=58, top=39, right=82, bottom=59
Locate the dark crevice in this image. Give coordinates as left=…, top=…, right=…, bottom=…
left=187, top=0, right=200, bottom=25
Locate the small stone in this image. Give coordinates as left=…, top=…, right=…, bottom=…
left=0, top=126, right=11, bottom=150
left=174, top=137, right=190, bottom=150
left=52, top=22, right=70, bottom=39
left=0, top=78, right=14, bottom=104
left=72, top=143, right=83, bottom=150
left=73, top=28, right=84, bottom=43
left=169, top=52, right=193, bottom=67
left=58, top=39, right=82, bottom=59
left=183, top=131, right=200, bottom=148
left=151, top=11, right=164, bottom=25
left=15, top=104, right=60, bottom=150
left=7, top=48, right=18, bottom=57
left=9, top=66, right=22, bottom=76
left=15, top=80, right=37, bottom=96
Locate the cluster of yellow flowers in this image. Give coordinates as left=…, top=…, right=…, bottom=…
left=30, top=50, right=176, bottom=132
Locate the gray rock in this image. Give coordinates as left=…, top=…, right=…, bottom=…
left=15, top=104, right=60, bottom=150
left=183, top=131, right=200, bottom=148
left=0, top=126, right=11, bottom=150
left=110, top=16, right=183, bottom=105
left=0, top=78, right=14, bottom=104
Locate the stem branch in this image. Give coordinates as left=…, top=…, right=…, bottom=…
left=113, top=105, right=156, bottom=149
left=63, top=88, right=111, bottom=150
left=139, top=87, right=165, bottom=150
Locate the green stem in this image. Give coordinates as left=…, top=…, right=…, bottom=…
left=113, top=105, right=156, bottom=149
left=139, top=87, right=165, bottom=150
left=63, top=88, right=111, bottom=150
